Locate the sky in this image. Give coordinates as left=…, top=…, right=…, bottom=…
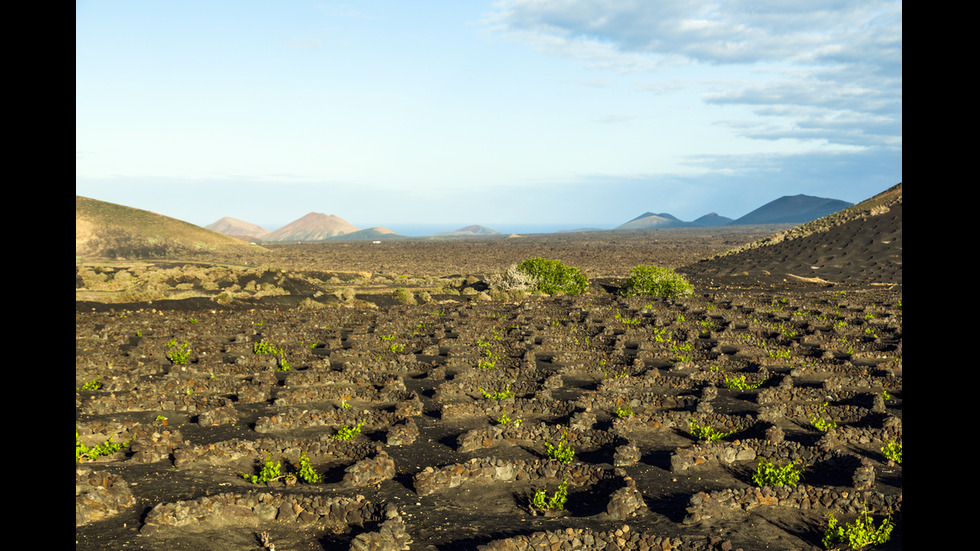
left=76, top=0, right=902, bottom=236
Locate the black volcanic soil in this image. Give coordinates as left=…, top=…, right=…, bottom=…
left=76, top=227, right=902, bottom=551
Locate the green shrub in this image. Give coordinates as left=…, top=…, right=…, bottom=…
left=480, top=385, right=516, bottom=400
left=530, top=478, right=568, bottom=512
left=544, top=436, right=575, bottom=464
left=689, top=420, right=735, bottom=442
left=513, top=258, right=589, bottom=295
left=76, top=431, right=133, bottom=462
left=881, top=440, right=902, bottom=464
left=822, top=508, right=894, bottom=549
left=331, top=423, right=364, bottom=440
left=296, top=453, right=322, bottom=483
left=394, top=288, right=417, bottom=305
left=79, top=377, right=103, bottom=391
left=253, top=340, right=291, bottom=371
left=752, top=458, right=802, bottom=487
left=621, top=265, right=693, bottom=299
left=166, top=339, right=191, bottom=365
left=810, top=403, right=838, bottom=432
left=724, top=373, right=766, bottom=390
left=241, top=455, right=283, bottom=484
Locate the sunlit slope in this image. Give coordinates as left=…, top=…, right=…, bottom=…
left=76, top=196, right=266, bottom=260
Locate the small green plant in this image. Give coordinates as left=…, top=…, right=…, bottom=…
left=296, top=453, right=322, bottom=484
left=724, top=374, right=766, bottom=390
left=689, top=420, right=735, bottom=442
left=671, top=340, right=694, bottom=361
left=477, top=359, right=496, bottom=369
left=880, top=440, right=902, bottom=464
left=544, top=435, right=575, bottom=464
left=480, top=385, right=516, bottom=400
left=530, top=478, right=568, bottom=512
left=76, top=432, right=133, bottom=462
left=253, top=340, right=283, bottom=355
left=615, top=405, right=634, bottom=418
left=810, top=403, right=838, bottom=432
left=614, top=310, right=641, bottom=326
left=821, top=508, right=894, bottom=550
left=166, top=339, right=191, bottom=365
left=766, top=347, right=792, bottom=359
left=621, top=265, right=693, bottom=299
left=752, top=458, right=802, bottom=487
left=253, top=340, right=291, bottom=371
left=330, top=422, right=364, bottom=440
left=241, top=455, right=284, bottom=484
left=79, top=377, right=103, bottom=390
left=513, top=257, right=589, bottom=295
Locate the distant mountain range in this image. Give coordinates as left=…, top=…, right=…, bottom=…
left=201, top=194, right=852, bottom=243
left=615, top=194, right=853, bottom=230
left=616, top=212, right=734, bottom=230
left=206, top=213, right=404, bottom=243
left=75, top=191, right=859, bottom=259
left=205, top=217, right=272, bottom=242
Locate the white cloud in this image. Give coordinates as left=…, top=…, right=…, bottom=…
left=487, top=0, right=902, bottom=150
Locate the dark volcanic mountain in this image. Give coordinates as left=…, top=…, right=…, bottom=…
left=205, top=217, right=271, bottom=242
left=692, top=212, right=733, bottom=226
left=265, top=212, right=360, bottom=242
left=680, top=183, right=902, bottom=287
left=617, top=194, right=850, bottom=231
left=731, top=194, right=853, bottom=225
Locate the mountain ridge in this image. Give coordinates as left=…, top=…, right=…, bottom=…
left=195, top=192, right=860, bottom=241
left=264, top=212, right=360, bottom=242
left=617, top=194, right=852, bottom=230
left=205, top=216, right=271, bottom=242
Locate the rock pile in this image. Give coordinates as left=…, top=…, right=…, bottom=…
left=76, top=468, right=135, bottom=526
left=478, top=524, right=739, bottom=551
left=140, top=491, right=395, bottom=535
left=683, top=484, right=902, bottom=525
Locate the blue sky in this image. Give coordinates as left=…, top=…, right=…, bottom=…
left=76, top=1, right=902, bottom=235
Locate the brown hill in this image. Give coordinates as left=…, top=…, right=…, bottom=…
left=76, top=196, right=265, bottom=260
left=679, top=183, right=902, bottom=287
left=265, top=212, right=360, bottom=242
left=205, top=217, right=271, bottom=242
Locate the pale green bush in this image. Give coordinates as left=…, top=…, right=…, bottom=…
left=621, top=265, right=693, bottom=299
